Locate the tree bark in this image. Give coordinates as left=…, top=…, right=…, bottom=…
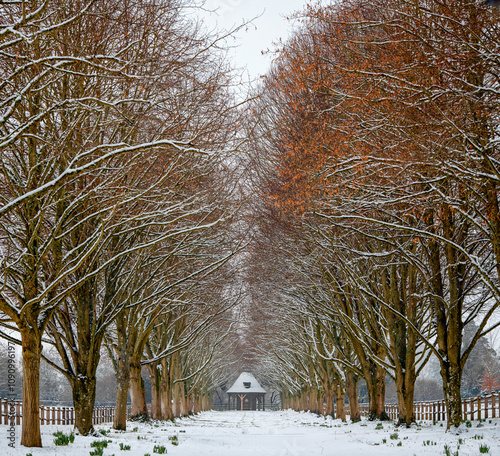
left=324, top=390, right=335, bottom=418
left=20, top=327, right=42, bottom=447
left=129, top=359, right=147, bottom=418
left=345, top=371, right=360, bottom=422
left=395, top=368, right=416, bottom=427
left=300, top=390, right=308, bottom=411
left=173, top=381, right=182, bottom=417
left=309, top=387, right=318, bottom=414
left=334, top=381, right=346, bottom=421
left=193, top=394, right=199, bottom=414
left=375, top=365, right=387, bottom=419
left=72, top=375, right=97, bottom=435
left=365, top=361, right=387, bottom=420
left=113, top=349, right=130, bottom=430
left=180, top=383, right=189, bottom=416
left=442, top=362, right=463, bottom=429
left=160, top=358, right=174, bottom=420
left=148, top=363, right=161, bottom=420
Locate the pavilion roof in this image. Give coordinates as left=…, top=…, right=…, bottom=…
left=227, top=372, right=267, bottom=394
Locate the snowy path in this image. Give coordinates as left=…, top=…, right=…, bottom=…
left=6, top=410, right=500, bottom=455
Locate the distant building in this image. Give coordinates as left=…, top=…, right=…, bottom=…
left=227, top=372, right=267, bottom=411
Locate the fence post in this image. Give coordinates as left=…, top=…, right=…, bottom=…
left=2, top=399, right=7, bottom=425
left=16, top=401, right=21, bottom=426
left=492, top=394, right=497, bottom=419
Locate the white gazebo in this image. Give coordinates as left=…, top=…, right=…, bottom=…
left=227, top=372, right=267, bottom=411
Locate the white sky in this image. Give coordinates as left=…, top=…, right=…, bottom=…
left=199, top=0, right=310, bottom=80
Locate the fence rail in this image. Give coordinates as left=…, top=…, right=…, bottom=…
left=3, top=392, right=500, bottom=425
left=348, top=392, right=500, bottom=422
left=1, top=399, right=129, bottom=426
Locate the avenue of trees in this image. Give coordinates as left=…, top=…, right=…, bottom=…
left=2, top=0, right=500, bottom=449
left=0, top=0, right=243, bottom=447
left=249, top=0, right=500, bottom=430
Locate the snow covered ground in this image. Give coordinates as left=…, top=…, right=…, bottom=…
left=6, top=410, right=500, bottom=456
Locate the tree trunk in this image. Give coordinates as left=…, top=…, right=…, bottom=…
left=193, top=394, right=199, bottom=414
left=173, top=381, right=182, bottom=417
left=442, top=362, right=463, bottom=429
left=403, top=380, right=416, bottom=427
left=202, top=394, right=210, bottom=412
left=113, top=350, right=130, bottom=430
left=345, top=371, right=360, bottom=422
left=20, top=327, right=42, bottom=447
left=309, top=387, right=318, bottom=414
left=300, top=390, right=308, bottom=411
left=159, top=360, right=174, bottom=420
left=282, top=393, right=287, bottom=410
left=129, top=360, right=147, bottom=418
left=148, top=364, right=161, bottom=420
left=318, top=395, right=325, bottom=415
left=395, top=369, right=416, bottom=427
left=181, top=385, right=189, bottom=416
left=366, top=362, right=387, bottom=420
left=324, top=390, right=335, bottom=418
left=375, top=366, right=387, bottom=419
left=72, top=375, right=97, bottom=435
left=334, top=382, right=346, bottom=421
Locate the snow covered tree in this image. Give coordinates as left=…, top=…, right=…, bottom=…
left=0, top=0, right=241, bottom=444
left=250, top=0, right=500, bottom=429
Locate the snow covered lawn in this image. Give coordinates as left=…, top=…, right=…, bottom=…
left=7, top=410, right=500, bottom=456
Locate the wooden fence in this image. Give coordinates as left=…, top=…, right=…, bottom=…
left=3, top=393, right=500, bottom=425
left=1, top=399, right=127, bottom=426
left=349, top=392, right=500, bottom=422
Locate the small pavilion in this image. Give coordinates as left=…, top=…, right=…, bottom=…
left=227, top=372, right=266, bottom=411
